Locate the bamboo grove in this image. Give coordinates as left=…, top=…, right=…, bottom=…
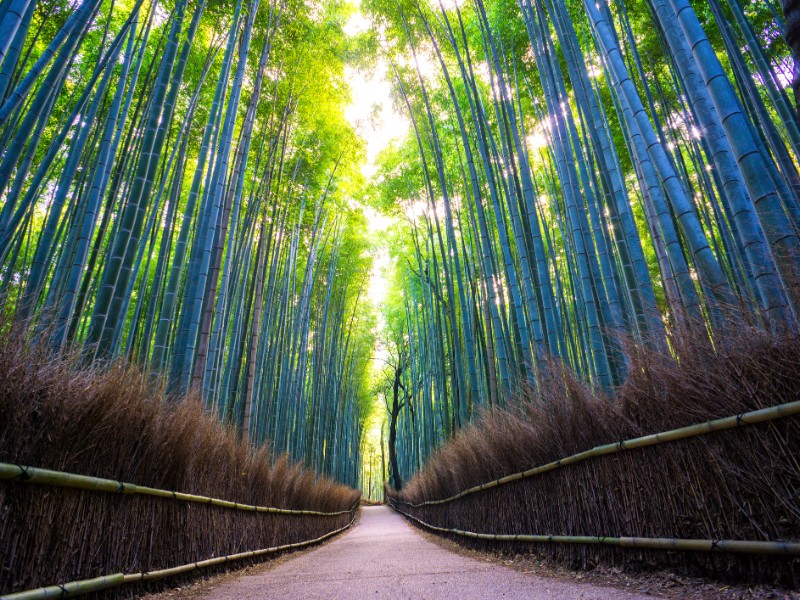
left=0, top=0, right=377, bottom=488
left=1, top=0, right=799, bottom=497
left=365, top=0, right=800, bottom=487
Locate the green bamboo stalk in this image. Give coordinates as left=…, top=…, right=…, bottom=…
left=0, top=574, right=125, bottom=600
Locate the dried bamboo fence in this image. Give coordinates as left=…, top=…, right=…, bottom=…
left=388, top=399, right=800, bottom=581
left=0, top=463, right=359, bottom=599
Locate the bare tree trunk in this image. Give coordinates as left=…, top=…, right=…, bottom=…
left=388, top=365, right=404, bottom=491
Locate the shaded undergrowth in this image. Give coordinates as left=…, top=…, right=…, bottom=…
left=389, top=326, right=800, bottom=585
left=0, top=328, right=360, bottom=597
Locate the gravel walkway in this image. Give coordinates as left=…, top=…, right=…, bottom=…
left=195, top=505, right=654, bottom=599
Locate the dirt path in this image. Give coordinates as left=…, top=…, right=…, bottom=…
left=184, top=505, right=653, bottom=599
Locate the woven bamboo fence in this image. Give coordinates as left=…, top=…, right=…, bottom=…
left=0, top=463, right=359, bottom=599
left=388, top=399, right=800, bottom=582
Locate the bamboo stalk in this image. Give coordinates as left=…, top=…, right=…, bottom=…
left=391, top=504, right=800, bottom=555
left=0, top=513, right=357, bottom=600
left=0, top=575, right=126, bottom=600
left=0, top=463, right=357, bottom=516
left=393, top=400, right=800, bottom=507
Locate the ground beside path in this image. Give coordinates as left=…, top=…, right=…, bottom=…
left=163, top=505, right=653, bottom=599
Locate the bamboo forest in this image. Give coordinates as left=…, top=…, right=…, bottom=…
left=1, top=0, right=800, bottom=596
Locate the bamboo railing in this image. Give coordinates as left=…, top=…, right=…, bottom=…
left=389, top=503, right=800, bottom=555
left=0, top=462, right=355, bottom=515
left=391, top=399, right=800, bottom=507
left=0, top=463, right=360, bottom=599
left=388, top=399, right=800, bottom=556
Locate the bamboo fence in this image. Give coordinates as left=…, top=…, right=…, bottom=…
left=0, top=463, right=360, bottom=598
left=389, top=399, right=800, bottom=557
left=392, top=399, right=800, bottom=507
left=1, top=512, right=357, bottom=600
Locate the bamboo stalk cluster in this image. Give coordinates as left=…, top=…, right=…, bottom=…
left=367, top=0, right=800, bottom=483
left=0, top=0, right=375, bottom=486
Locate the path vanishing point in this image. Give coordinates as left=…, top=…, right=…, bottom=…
left=189, top=506, right=653, bottom=599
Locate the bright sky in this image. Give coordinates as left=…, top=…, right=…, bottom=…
left=343, top=61, right=406, bottom=180
left=343, top=3, right=408, bottom=312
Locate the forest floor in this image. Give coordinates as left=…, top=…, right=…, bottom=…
left=143, top=505, right=670, bottom=599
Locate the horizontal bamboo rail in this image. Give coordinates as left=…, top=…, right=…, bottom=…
left=0, top=511, right=358, bottom=600
left=392, top=399, right=800, bottom=508
left=390, top=503, right=800, bottom=556
left=0, top=462, right=356, bottom=516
